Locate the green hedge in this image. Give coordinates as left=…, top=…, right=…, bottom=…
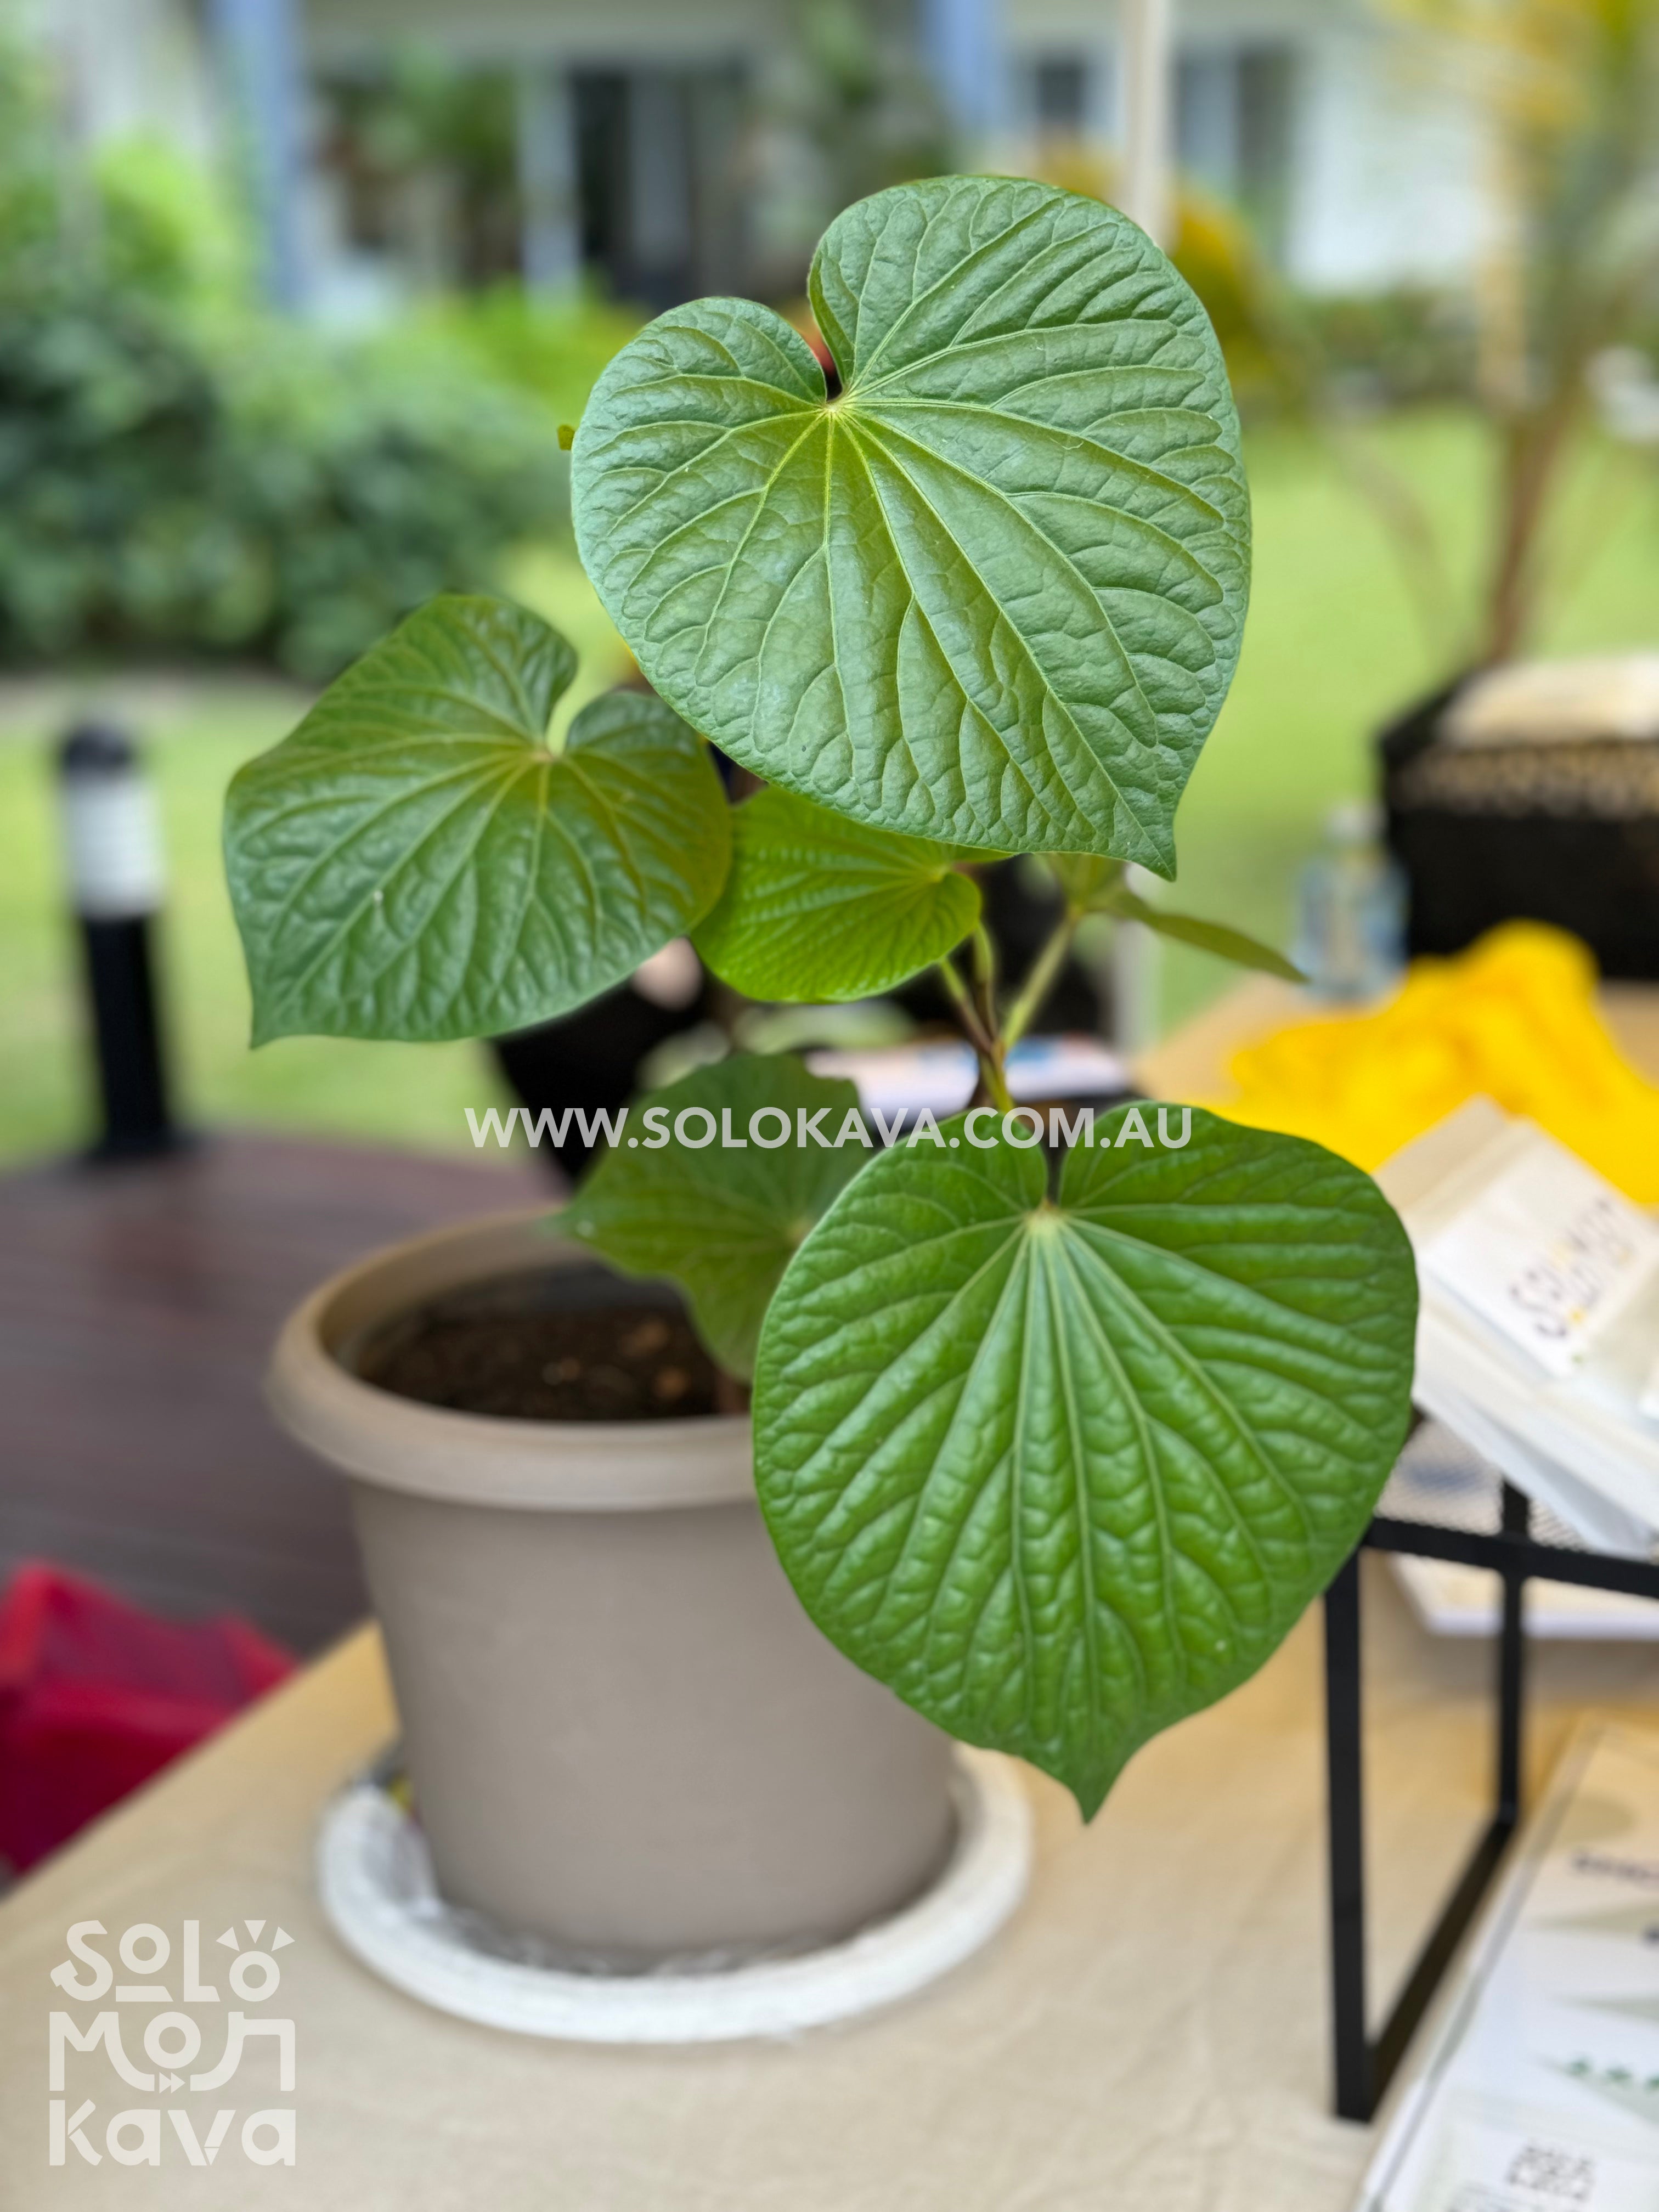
left=0, top=271, right=570, bottom=680
left=0, top=38, right=585, bottom=680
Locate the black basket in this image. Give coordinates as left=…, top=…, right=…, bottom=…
left=1379, top=678, right=1659, bottom=978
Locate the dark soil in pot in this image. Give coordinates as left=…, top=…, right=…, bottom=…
left=357, top=1265, right=728, bottom=1421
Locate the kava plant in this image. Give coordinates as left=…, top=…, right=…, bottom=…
left=226, top=177, right=1418, bottom=1817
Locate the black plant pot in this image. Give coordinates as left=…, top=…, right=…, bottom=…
left=1379, top=676, right=1659, bottom=979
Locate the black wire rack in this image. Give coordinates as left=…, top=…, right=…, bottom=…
left=1324, top=1454, right=1659, bottom=2123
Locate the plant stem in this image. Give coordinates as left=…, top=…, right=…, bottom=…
left=936, top=951, right=1014, bottom=1113
left=978, top=1054, right=1014, bottom=1114
left=1002, top=909, right=1081, bottom=1052
left=935, top=953, right=992, bottom=1053
left=969, top=926, right=1015, bottom=1109
left=969, top=923, right=999, bottom=1036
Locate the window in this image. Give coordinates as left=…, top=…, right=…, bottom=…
left=1031, top=55, right=1089, bottom=138
left=1238, top=46, right=1295, bottom=247
left=573, top=65, right=748, bottom=312
left=1175, top=43, right=1295, bottom=253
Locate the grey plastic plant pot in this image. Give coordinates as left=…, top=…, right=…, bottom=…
left=267, top=1211, right=958, bottom=1968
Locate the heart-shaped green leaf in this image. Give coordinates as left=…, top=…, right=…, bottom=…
left=568, top=1054, right=872, bottom=1379
left=692, top=787, right=981, bottom=1004
left=753, top=1107, right=1416, bottom=1815
left=572, top=175, right=1249, bottom=868
left=225, top=595, right=731, bottom=1043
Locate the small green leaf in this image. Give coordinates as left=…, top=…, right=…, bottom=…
left=573, top=176, right=1250, bottom=867
left=568, top=1054, right=871, bottom=1379
left=1102, top=889, right=1305, bottom=981
left=692, top=787, right=981, bottom=1004
left=753, top=1108, right=1416, bottom=1816
left=224, top=595, right=731, bottom=1043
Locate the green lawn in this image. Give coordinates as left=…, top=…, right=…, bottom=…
left=1, top=411, right=1655, bottom=1166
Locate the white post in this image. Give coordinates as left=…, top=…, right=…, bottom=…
left=1121, top=0, right=1175, bottom=247
left=921, top=0, right=1002, bottom=149
left=1112, top=0, right=1175, bottom=1053
left=208, top=0, right=307, bottom=307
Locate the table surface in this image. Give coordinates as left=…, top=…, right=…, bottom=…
left=5, top=984, right=1659, bottom=2211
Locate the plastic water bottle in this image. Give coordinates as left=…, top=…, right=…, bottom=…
left=1294, top=801, right=1406, bottom=1001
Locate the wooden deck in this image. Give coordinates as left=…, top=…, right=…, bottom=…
left=0, top=1134, right=551, bottom=1655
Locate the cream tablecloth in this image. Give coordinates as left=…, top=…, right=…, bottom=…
left=4, top=1578, right=1657, bottom=2211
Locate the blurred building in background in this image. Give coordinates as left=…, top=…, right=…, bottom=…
left=27, top=0, right=1486, bottom=318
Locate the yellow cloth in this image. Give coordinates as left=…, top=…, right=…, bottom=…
left=1217, top=923, right=1659, bottom=1200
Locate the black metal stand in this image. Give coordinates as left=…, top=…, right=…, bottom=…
left=1324, top=1480, right=1659, bottom=2122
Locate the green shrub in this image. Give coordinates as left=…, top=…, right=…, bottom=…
left=413, top=284, right=644, bottom=427
left=0, top=35, right=590, bottom=679
left=0, top=273, right=568, bottom=679
left=1302, top=287, right=1477, bottom=411
left=215, top=327, right=568, bottom=680
left=0, top=277, right=236, bottom=662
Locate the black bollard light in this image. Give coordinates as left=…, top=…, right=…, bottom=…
left=58, top=723, right=183, bottom=1160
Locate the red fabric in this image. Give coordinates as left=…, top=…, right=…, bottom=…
left=0, top=1564, right=295, bottom=1872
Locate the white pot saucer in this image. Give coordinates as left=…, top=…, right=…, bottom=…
left=316, top=1746, right=1032, bottom=2044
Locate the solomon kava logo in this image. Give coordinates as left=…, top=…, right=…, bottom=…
left=48, top=1917, right=297, bottom=2169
